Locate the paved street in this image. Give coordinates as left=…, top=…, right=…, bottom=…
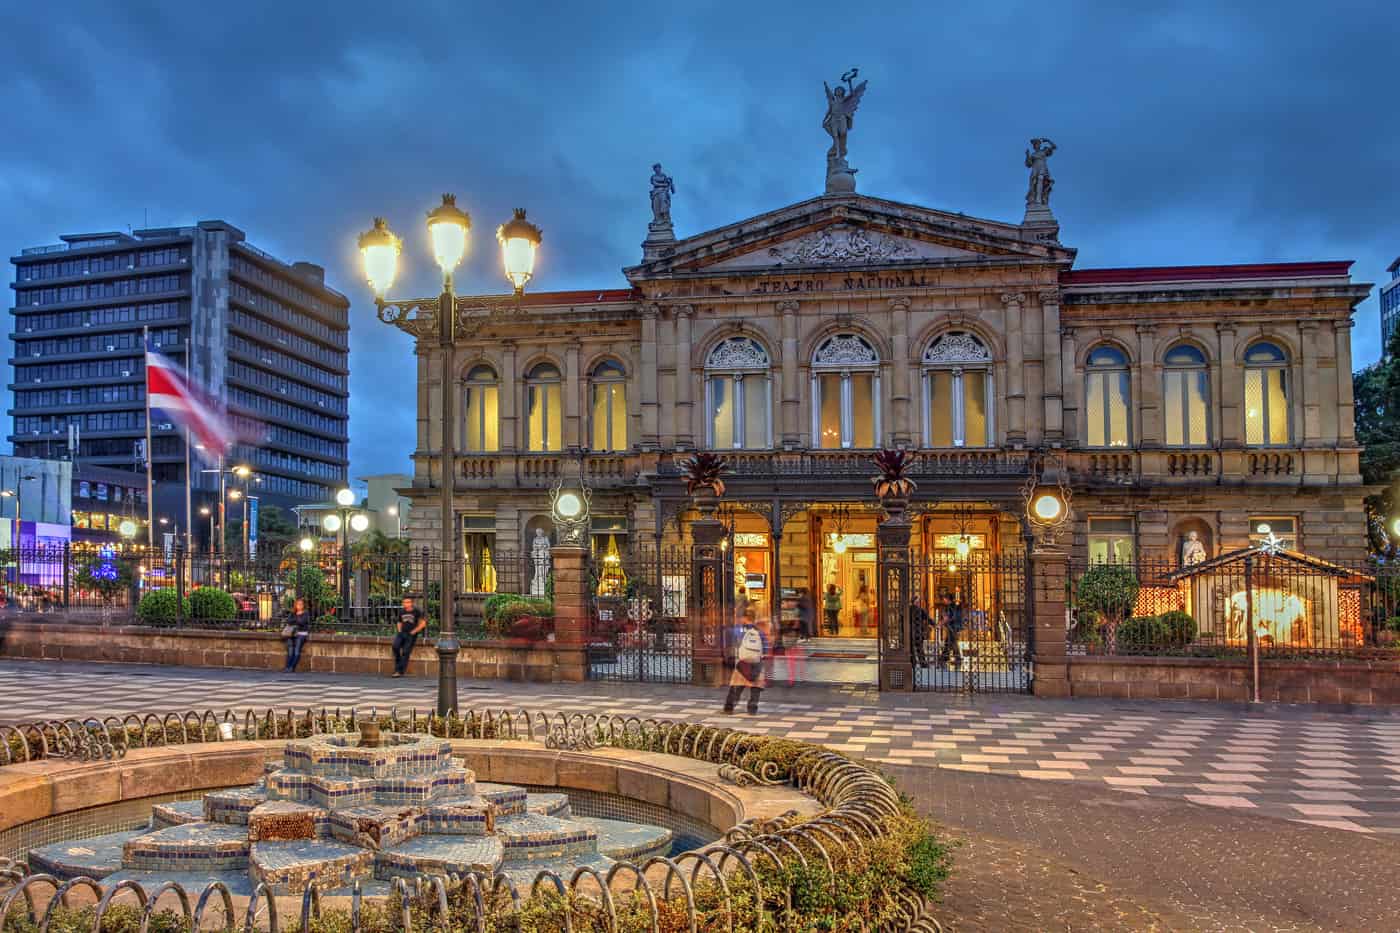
left=4, top=658, right=1400, bottom=839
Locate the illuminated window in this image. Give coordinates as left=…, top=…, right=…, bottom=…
left=811, top=333, right=880, bottom=449
left=1249, top=516, right=1297, bottom=550
left=1085, top=345, right=1130, bottom=447
left=589, top=360, right=628, bottom=452
left=525, top=362, right=562, bottom=452
left=1088, top=517, right=1135, bottom=564
left=461, top=365, right=499, bottom=453
left=922, top=332, right=993, bottom=447
left=704, top=337, right=771, bottom=450
left=461, top=515, right=497, bottom=593
left=1163, top=344, right=1209, bottom=446
left=1244, top=341, right=1290, bottom=446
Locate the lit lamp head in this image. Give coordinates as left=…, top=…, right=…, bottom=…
left=322, top=514, right=342, bottom=533
left=551, top=482, right=590, bottom=547
left=1031, top=491, right=1064, bottom=525
left=233, top=465, right=252, bottom=480
left=335, top=487, right=356, bottom=507
left=955, top=536, right=971, bottom=559
left=118, top=520, right=137, bottom=539
left=199, top=506, right=211, bottom=517
left=228, top=489, right=243, bottom=501
left=1392, top=517, right=1400, bottom=538
left=831, top=533, right=848, bottom=554
left=496, top=208, right=542, bottom=295
left=358, top=217, right=402, bottom=297
left=298, top=537, right=314, bottom=553
left=426, top=193, right=470, bottom=276
left=349, top=513, right=370, bottom=533
left=1256, top=523, right=1271, bottom=535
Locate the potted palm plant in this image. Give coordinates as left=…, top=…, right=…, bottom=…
left=872, top=449, right=918, bottom=512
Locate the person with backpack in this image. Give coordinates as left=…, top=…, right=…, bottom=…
left=936, top=591, right=965, bottom=669
left=723, top=611, right=769, bottom=714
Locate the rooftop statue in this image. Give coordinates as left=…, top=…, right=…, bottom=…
left=822, top=68, right=867, bottom=194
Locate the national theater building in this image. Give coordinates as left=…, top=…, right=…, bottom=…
left=399, top=141, right=1370, bottom=634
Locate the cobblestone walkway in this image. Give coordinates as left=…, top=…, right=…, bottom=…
left=4, top=660, right=1399, bottom=839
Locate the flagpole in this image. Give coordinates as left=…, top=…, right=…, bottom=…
left=184, top=427, right=194, bottom=555
left=143, top=327, right=155, bottom=549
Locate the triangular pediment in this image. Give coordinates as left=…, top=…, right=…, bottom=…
left=625, top=193, right=1075, bottom=282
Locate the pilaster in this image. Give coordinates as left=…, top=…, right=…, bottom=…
left=1136, top=323, right=1160, bottom=447
left=674, top=304, right=695, bottom=449
left=1040, top=290, right=1063, bottom=442
left=563, top=339, right=581, bottom=450
left=500, top=341, right=518, bottom=453
left=1215, top=324, right=1239, bottom=446
left=1060, top=326, right=1078, bottom=444
left=1299, top=320, right=1323, bottom=446
left=1335, top=319, right=1356, bottom=444
left=888, top=297, right=912, bottom=447
left=1001, top=293, right=1027, bottom=445
left=640, top=303, right=660, bottom=450
left=778, top=300, right=801, bottom=449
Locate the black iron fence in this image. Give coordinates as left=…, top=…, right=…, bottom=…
left=585, top=546, right=695, bottom=683
left=1066, top=553, right=1400, bottom=659
left=912, top=551, right=1031, bottom=693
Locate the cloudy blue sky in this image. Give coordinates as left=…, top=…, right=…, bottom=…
left=4, top=1, right=1396, bottom=478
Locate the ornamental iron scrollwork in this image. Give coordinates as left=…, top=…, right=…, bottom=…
left=923, top=331, right=991, bottom=365
left=812, top=333, right=879, bottom=367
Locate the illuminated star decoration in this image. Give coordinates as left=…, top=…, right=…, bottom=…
left=1257, top=531, right=1285, bottom=556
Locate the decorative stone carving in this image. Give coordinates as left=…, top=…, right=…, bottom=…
left=1000, top=292, right=1026, bottom=307
left=530, top=528, right=552, bottom=597
left=768, top=226, right=917, bottom=266
left=923, top=332, right=991, bottom=365
left=1024, top=138, right=1056, bottom=222
left=813, top=333, right=878, bottom=366
left=776, top=299, right=800, bottom=315
left=822, top=68, right=867, bottom=193
left=1181, top=530, right=1207, bottom=566
left=706, top=337, right=770, bottom=370
left=648, top=163, right=674, bottom=226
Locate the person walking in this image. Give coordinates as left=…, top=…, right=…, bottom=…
left=392, top=596, right=427, bottom=678
left=822, top=583, right=842, bottom=635
left=282, top=597, right=313, bottom=673
left=796, top=588, right=816, bottom=641
left=909, top=594, right=931, bottom=667
left=723, top=612, right=769, bottom=714
left=936, top=592, right=964, bottom=669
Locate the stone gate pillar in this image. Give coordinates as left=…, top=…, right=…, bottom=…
left=877, top=498, right=913, bottom=691
left=690, top=495, right=727, bottom=687
left=1030, top=546, right=1071, bottom=698
left=550, top=545, right=589, bottom=683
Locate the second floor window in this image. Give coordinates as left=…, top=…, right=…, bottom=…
left=590, top=360, right=627, bottom=452
left=1162, top=343, right=1209, bottom=446
left=525, top=362, right=562, bottom=452
left=922, top=332, right=993, bottom=447
left=705, top=337, right=771, bottom=449
left=462, top=364, right=499, bottom=452
left=1085, top=344, right=1130, bottom=448
left=811, top=333, right=879, bottom=449
left=1244, top=341, right=1291, bottom=446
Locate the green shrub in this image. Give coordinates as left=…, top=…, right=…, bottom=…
left=1159, top=609, right=1198, bottom=645
left=1071, top=609, right=1103, bottom=644
left=1076, top=565, right=1140, bottom=654
left=187, top=586, right=237, bottom=621
left=136, top=588, right=187, bottom=624
left=1118, top=615, right=1169, bottom=650
left=482, top=592, right=523, bottom=623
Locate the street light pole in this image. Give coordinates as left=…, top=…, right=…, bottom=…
left=358, top=200, right=541, bottom=717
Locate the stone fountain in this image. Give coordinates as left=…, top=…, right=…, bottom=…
left=28, top=732, right=673, bottom=895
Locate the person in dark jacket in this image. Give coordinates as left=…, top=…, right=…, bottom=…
left=909, top=595, right=931, bottom=666
left=936, top=592, right=964, bottom=669
left=283, top=598, right=313, bottom=673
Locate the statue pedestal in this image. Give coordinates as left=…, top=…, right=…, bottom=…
left=825, top=157, right=857, bottom=194
left=1022, top=207, right=1057, bottom=227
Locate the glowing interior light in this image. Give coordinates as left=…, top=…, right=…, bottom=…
left=1033, top=493, right=1062, bottom=522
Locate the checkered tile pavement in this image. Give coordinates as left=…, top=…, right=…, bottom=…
left=5, top=660, right=1399, bottom=836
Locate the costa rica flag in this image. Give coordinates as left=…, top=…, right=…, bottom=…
left=145, top=338, right=236, bottom=455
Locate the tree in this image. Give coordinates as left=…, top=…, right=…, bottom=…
left=1353, top=327, right=1400, bottom=558
left=1076, top=565, right=1140, bottom=655
left=225, top=503, right=299, bottom=557
left=74, top=547, right=134, bottom=605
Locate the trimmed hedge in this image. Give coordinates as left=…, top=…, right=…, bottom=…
left=135, top=588, right=185, bottom=624
left=187, top=587, right=237, bottom=621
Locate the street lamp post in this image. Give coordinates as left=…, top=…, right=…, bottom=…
left=323, top=488, right=368, bottom=625
left=297, top=536, right=314, bottom=602
left=358, top=197, right=542, bottom=716
left=199, top=506, right=214, bottom=553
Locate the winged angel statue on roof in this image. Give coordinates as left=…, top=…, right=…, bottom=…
left=822, top=68, right=868, bottom=161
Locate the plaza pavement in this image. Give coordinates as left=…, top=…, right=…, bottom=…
left=3, top=658, right=1399, bottom=840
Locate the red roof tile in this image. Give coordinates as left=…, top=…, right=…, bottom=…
left=1061, top=261, right=1352, bottom=286
left=457, top=287, right=639, bottom=307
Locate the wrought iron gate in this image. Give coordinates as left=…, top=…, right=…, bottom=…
left=585, top=547, right=694, bottom=684
left=914, top=551, right=1031, bottom=693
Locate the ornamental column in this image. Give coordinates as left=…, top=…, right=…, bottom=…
left=674, top=304, right=695, bottom=449
left=1299, top=320, right=1322, bottom=446
left=1001, top=293, right=1027, bottom=445
left=1135, top=323, right=1159, bottom=446
left=1041, top=290, right=1064, bottom=442
left=877, top=497, right=913, bottom=691
left=889, top=297, right=912, bottom=447
left=500, top=340, right=518, bottom=452
left=1215, top=324, right=1239, bottom=446
left=640, top=304, right=660, bottom=450
left=690, top=494, right=727, bottom=687
left=1060, top=327, right=1078, bottom=443
left=563, top=339, right=582, bottom=450
left=1335, top=319, right=1356, bottom=444
left=778, top=300, right=801, bottom=448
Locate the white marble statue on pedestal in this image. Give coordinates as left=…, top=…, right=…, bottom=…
left=530, top=528, right=552, bottom=597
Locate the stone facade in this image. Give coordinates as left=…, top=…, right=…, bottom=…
left=398, top=191, right=1372, bottom=577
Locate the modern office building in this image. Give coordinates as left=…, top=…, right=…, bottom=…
left=8, top=222, right=350, bottom=546
left=1382, top=255, right=1400, bottom=354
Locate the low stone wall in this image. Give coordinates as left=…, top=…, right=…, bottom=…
left=1064, top=655, right=1400, bottom=704
left=0, top=620, right=570, bottom=682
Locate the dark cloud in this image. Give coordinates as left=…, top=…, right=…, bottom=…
left=4, top=0, right=1396, bottom=477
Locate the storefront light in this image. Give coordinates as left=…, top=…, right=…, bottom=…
left=831, top=532, right=848, bottom=554
left=955, top=536, right=971, bottom=559
left=1032, top=493, right=1063, bottom=523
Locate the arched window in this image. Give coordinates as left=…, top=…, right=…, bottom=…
left=1162, top=344, right=1209, bottom=447
left=811, top=333, right=879, bottom=449
left=525, top=362, right=562, bottom=451
left=590, top=360, right=627, bottom=452
left=462, top=364, right=499, bottom=452
left=922, top=332, right=993, bottom=447
left=705, top=337, right=771, bottom=449
left=1244, top=341, right=1290, bottom=446
left=1084, top=344, right=1130, bottom=448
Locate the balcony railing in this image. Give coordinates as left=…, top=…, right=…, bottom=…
left=455, top=453, right=638, bottom=488
left=657, top=449, right=1032, bottom=478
